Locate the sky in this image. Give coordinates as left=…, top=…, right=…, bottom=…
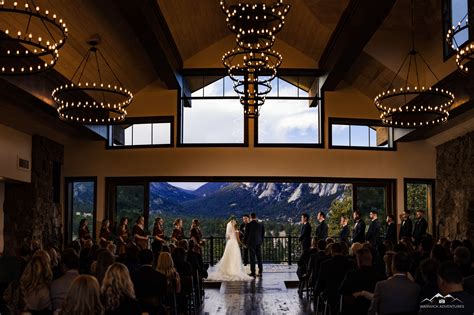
left=168, top=182, right=207, bottom=190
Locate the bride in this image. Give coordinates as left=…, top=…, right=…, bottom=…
left=207, top=218, right=252, bottom=281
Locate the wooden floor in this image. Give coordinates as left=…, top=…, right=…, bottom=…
left=201, top=264, right=314, bottom=315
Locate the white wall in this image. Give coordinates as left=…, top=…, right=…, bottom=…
left=0, top=124, right=32, bottom=183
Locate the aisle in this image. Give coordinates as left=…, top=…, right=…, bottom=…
left=201, top=264, right=313, bottom=314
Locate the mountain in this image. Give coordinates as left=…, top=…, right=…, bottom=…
left=178, top=182, right=349, bottom=219
left=148, top=182, right=197, bottom=215
left=192, top=182, right=231, bottom=197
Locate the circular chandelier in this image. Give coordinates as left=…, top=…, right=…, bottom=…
left=446, top=11, right=472, bottom=73
left=0, top=0, right=68, bottom=75
left=220, top=0, right=290, bottom=118
left=53, top=38, right=132, bottom=124
left=374, top=0, right=454, bottom=128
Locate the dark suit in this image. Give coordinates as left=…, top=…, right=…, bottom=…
left=131, top=265, right=167, bottom=314
left=315, top=220, right=328, bottom=240
left=366, top=219, right=381, bottom=246
left=340, top=225, right=350, bottom=243
left=368, top=274, right=420, bottom=315
left=244, top=219, right=265, bottom=275
left=413, top=217, right=428, bottom=245
left=299, top=222, right=312, bottom=252
left=240, top=222, right=248, bottom=265
left=352, top=219, right=366, bottom=243
left=385, top=222, right=397, bottom=244
left=399, top=218, right=412, bottom=240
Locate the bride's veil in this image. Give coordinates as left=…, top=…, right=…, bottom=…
left=226, top=220, right=236, bottom=240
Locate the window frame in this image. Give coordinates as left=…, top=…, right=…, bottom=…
left=328, top=118, right=396, bottom=151
left=106, top=116, right=174, bottom=150
left=443, top=0, right=471, bottom=60
left=64, top=177, right=98, bottom=245
left=404, top=178, right=436, bottom=238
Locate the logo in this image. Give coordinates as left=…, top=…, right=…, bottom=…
left=420, top=293, right=464, bottom=310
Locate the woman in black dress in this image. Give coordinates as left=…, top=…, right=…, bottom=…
left=171, top=218, right=184, bottom=242
left=153, top=217, right=166, bottom=243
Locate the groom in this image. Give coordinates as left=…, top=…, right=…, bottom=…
left=244, top=212, right=264, bottom=277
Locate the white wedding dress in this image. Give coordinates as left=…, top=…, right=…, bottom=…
left=207, top=221, right=252, bottom=281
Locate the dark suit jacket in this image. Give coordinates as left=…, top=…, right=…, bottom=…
left=339, top=266, right=386, bottom=315
left=385, top=222, right=397, bottom=244
left=315, top=220, right=328, bottom=240
left=413, top=218, right=428, bottom=244
left=352, top=220, right=366, bottom=243
left=299, top=222, right=312, bottom=251
left=340, top=225, right=350, bottom=243
left=131, top=265, right=167, bottom=301
left=316, top=255, right=356, bottom=307
left=368, top=274, right=420, bottom=315
left=366, top=219, right=381, bottom=245
left=244, top=220, right=264, bottom=247
left=399, top=218, right=413, bottom=240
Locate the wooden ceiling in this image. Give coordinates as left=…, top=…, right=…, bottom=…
left=158, top=0, right=350, bottom=64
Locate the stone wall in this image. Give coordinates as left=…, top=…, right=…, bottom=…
left=436, top=131, right=474, bottom=241
left=3, top=135, right=63, bottom=255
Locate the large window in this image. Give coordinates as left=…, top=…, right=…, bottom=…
left=329, top=118, right=395, bottom=150
left=180, top=74, right=321, bottom=146
left=65, top=178, right=97, bottom=244
left=444, top=0, right=469, bottom=58
left=404, top=179, right=435, bottom=236
left=107, top=117, right=173, bottom=148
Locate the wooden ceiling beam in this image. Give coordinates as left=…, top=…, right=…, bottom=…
left=319, top=0, right=396, bottom=91
left=114, top=0, right=184, bottom=91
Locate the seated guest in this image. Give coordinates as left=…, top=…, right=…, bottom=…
left=368, top=252, right=420, bottom=315
left=121, top=244, right=141, bottom=274
left=430, top=244, right=449, bottom=263
left=59, top=275, right=104, bottom=315
left=94, top=250, right=115, bottom=285
left=419, top=261, right=474, bottom=314
left=418, top=258, right=439, bottom=302
left=172, top=247, right=193, bottom=278
left=340, top=248, right=385, bottom=315
left=171, top=218, right=184, bottom=242
left=297, top=238, right=318, bottom=283
left=307, top=239, right=329, bottom=287
left=315, top=242, right=356, bottom=314
left=131, top=249, right=167, bottom=314
left=151, top=240, right=163, bottom=268
left=187, top=240, right=206, bottom=279
left=453, top=246, right=474, bottom=277
left=101, top=263, right=141, bottom=315
left=99, top=219, right=112, bottom=248
left=79, top=239, right=95, bottom=274
left=51, top=249, right=80, bottom=311
left=47, top=247, right=62, bottom=280
left=132, top=216, right=148, bottom=250
left=156, top=252, right=181, bottom=294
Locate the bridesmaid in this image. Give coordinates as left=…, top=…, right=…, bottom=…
left=117, top=217, right=130, bottom=255
left=78, top=219, right=92, bottom=247
left=153, top=217, right=166, bottom=243
left=133, top=216, right=149, bottom=250
left=99, top=219, right=111, bottom=248
left=190, top=219, right=203, bottom=245
left=171, top=218, right=184, bottom=242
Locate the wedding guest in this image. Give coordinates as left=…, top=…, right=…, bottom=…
left=47, top=246, right=62, bottom=280
left=240, top=214, right=250, bottom=265
left=132, top=216, right=148, bottom=250
left=385, top=214, right=397, bottom=245
left=339, top=215, right=350, bottom=243
left=156, top=252, right=181, bottom=294
left=94, top=250, right=115, bottom=285
left=79, top=218, right=92, bottom=247
left=172, top=218, right=184, bottom=242
left=101, top=263, right=141, bottom=315
left=352, top=210, right=366, bottom=243
left=16, top=255, right=52, bottom=312
left=190, top=219, right=203, bottom=245
left=99, top=219, right=112, bottom=248
left=152, top=217, right=165, bottom=243
left=413, top=210, right=428, bottom=246
left=59, top=275, right=104, bottom=315
left=51, top=248, right=80, bottom=311
left=117, top=217, right=130, bottom=255
left=315, top=211, right=328, bottom=240
left=366, top=210, right=381, bottom=246
left=399, top=210, right=413, bottom=241
left=299, top=213, right=312, bottom=252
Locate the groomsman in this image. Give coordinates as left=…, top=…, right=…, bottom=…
left=399, top=210, right=413, bottom=241
left=315, top=211, right=328, bottom=240
left=412, top=210, right=428, bottom=246
left=385, top=214, right=397, bottom=244
left=366, top=210, right=380, bottom=246
left=352, top=210, right=366, bottom=243
left=299, top=213, right=312, bottom=252
left=240, top=214, right=250, bottom=265
left=339, top=216, right=350, bottom=243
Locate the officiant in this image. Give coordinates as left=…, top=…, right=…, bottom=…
left=240, top=214, right=250, bottom=266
